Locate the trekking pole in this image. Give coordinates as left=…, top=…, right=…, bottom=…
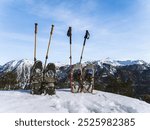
left=79, top=30, right=90, bottom=64
left=78, top=30, right=90, bottom=92
left=29, top=23, right=38, bottom=90
left=67, top=27, right=73, bottom=92
left=34, top=23, right=38, bottom=63
left=43, top=25, right=54, bottom=71
left=67, top=27, right=72, bottom=68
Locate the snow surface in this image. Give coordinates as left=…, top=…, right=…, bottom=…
left=0, top=89, right=150, bottom=113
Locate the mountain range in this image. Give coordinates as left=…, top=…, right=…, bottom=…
left=0, top=58, right=148, bottom=81
left=0, top=58, right=150, bottom=103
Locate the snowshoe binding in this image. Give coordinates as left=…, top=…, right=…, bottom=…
left=30, top=60, right=43, bottom=95
left=43, top=63, right=56, bottom=95
left=82, top=64, right=94, bottom=93
left=72, top=64, right=83, bottom=93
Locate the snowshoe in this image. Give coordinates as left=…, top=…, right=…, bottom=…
left=43, top=63, right=56, bottom=95
left=30, top=60, right=43, bottom=95
left=72, top=64, right=83, bottom=93
left=82, top=64, right=94, bottom=93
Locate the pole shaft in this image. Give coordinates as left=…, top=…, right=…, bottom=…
left=70, top=36, right=72, bottom=65
left=79, top=38, right=86, bottom=64
left=70, top=34, right=73, bottom=92
left=44, top=33, right=52, bottom=70
left=34, top=34, right=36, bottom=62
left=43, top=25, right=54, bottom=71
left=34, top=23, right=38, bottom=63
left=68, top=27, right=73, bottom=92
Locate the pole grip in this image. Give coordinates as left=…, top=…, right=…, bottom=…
left=50, top=25, right=54, bottom=35
left=35, top=23, right=38, bottom=34
left=67, top=27, right=72, bottom=37
left=69, top=27, right=72, bottom=36
left=84, top=30, right=90, bottom=39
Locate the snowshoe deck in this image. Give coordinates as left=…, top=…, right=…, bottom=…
left=72, top=64, right=83, bottom=93
left=30, top=60, right=43, bottom=95
left=43, top=63, right=56, bottom=95
left=82, top=64, right=94, bottom=93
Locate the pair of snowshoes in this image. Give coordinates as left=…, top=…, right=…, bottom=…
left=30, top=61, right=56, bottom=95
left=71, top=64, right=94, bottom=93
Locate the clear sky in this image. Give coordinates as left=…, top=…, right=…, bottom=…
left=0, top=0, right=150, bottom=65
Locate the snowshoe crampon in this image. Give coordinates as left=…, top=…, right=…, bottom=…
left=82, top=64, right=94, bottom=93
left=72, top=64, right=83, bottom=93
left=30, top=60, right=43, bottom=95
left=43, top=63, right=56, bottom=95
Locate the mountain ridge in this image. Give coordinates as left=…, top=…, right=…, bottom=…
left=0, top=58, right=149, bottom=85
left=0, top=58, right=148, bottom=69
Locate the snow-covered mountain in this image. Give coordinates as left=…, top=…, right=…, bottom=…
left=91, top=57, right=148, bottom=67
left=0, top=59, right=33, bottom=72
left=0, top=58, right=147, bottom=72
left=0, top=89, right=149, bottom=113
left=0, top=58, right=147, bottom=71
left=0, top=59, right=33, bottom=86
left=0, top=58, right=145, bottom=78
left=0, top=58, right=149, bottom=87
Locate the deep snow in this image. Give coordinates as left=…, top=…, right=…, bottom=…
left=0, top=89, right=150, bottom=113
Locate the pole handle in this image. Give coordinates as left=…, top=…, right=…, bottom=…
left=84, top=30, right=90, bottom=39
left=50, top=25, right=54, bottom=35
left=35, top=23, right=38, bottom=34
left=67, top=27, right=72, bottom=37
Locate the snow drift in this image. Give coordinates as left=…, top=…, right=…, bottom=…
left=0, top=89, right=149, bottom=113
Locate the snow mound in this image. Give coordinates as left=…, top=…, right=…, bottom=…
left=0, top=89, right=149, bottom=113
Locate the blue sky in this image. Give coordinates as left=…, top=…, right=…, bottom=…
left=0, top=0, right=150, bottom=65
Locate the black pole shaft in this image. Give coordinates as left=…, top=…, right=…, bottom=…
left=34, top=23, right=38, bottom=63
left=69, top=28, right=73, bottom=92
left=70, top=33, right=72, bottom=66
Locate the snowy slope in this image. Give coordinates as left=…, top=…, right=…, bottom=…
left=0, top=59, right=33, bottom=81
left=0, top=89, right=149, bottom=113
left=0, top=59, right=34, bottom=87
